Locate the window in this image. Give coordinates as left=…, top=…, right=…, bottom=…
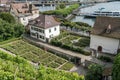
left=39, top=29, right=42, bottom=32
left=39, top=29, right=44, bottom=33
left=49, top=29, right=51, bottom=33
left=34, top=27, right=38, bottom=31
left=42, top=30, right=44, bottom=33
left=23, top=18, right=25, bottom=20
left=39, top=35, right=44, bottom=39
left=31, top=26, right=34, bottom=30
left=31, top=33, right=36, bottom=36
left=54, top=27, right=56, bottom=31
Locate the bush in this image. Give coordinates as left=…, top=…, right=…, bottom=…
left=85, top=64, right=103, bottom=80
left=0, top=12, right=15, bottom=23
left=43, top=4, right=79, bottom=17
left=50, top=40, right=62, bottom=46
left=61, top=20, right=91, bottom=31
left=76, top=22, right=91, bottom=27
left=0, top=19, right=24, bottom=41
left=112, top=53, right=120, bottom=80
left=98, top=56, right=112, bottom=62
left=74, top=37, right=90, bottom=47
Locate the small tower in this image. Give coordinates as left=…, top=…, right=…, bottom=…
left=29, top=2, right=32, bottom=13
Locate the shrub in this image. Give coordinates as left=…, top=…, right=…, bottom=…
left=85, top=64, right=103, bottom=80
left=98, top=56, right=112, bottom=62
left=0, top=12, right=15, bottom=23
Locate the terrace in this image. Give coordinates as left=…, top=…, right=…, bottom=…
left=1, top=40, right=74, bottom=71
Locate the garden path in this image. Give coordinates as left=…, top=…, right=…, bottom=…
left=23, top=34, right=92, bottom=61
left=59, top=35, right=70, bottom=41
left=23, top=35, right=113, bottom=68
left=56, top=61, right=68, bottom=70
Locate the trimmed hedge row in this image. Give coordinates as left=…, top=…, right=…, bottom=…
left=51, top=40, right=90, bottom=56
left=98, top=56, right=112, bottom=62
left=43, top=4, right=79, bottom=17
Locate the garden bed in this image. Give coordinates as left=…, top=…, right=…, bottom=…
left=51, top=31, right=91, bottom=56
left=1, top=40, right=74, bottom=71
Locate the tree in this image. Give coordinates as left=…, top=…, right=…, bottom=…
left=0, top=19, right=24, bottom=41
left=112, top=53, right=120, bottom=80
left=85, top=64, right=103, bottom=80
left=56, top=3, right=66, bottom=10
left=0, top=12, right=15, bottom=23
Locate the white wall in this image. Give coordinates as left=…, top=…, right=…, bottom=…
left=119, top=40, right=120, bottom=49
left=30, top=25, right=60, bottom=42
left=45, top=25, right=60, bottom=39
left=90, top=35, right=119, bottom=54
left=19, top=17, right=28, bottom=26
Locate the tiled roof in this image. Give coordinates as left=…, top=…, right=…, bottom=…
left=11, top=3, right=38, bottom=16
left=29, top=15, right=60, bottom=29
left=91, top=16, right=120, bottom=39
left=0, top=0, right=10, bottom=4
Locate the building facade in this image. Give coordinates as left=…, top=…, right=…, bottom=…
left=10, top=2, right=39, bottom=25
left=28, top=15, right=60, bottom=42
left=90, top=17, right=120, bottom=55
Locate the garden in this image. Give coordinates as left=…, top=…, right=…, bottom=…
left=1, top=40, right=74, bottom=71
left=51, top=30, right=91, bottom=56
left=0, top=50, right=84, bottom=80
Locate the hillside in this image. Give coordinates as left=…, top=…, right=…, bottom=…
left=0, top=50, right=84, bottom=80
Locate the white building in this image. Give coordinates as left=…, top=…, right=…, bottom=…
left=90, top=16, right=120, bottom=55
left=28, top=15, right=60, bottom=42
left=10, top=2, right=39, bottom=26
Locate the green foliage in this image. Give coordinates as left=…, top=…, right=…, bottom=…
left=61, top=20, right=91, bottom=31
left=51, top=31, right=91, bottom=56
left=0, top=38, right=20, bottom=45
left=56, top=3, right=66, bottom=9
left=0, top=19, right=24, bottom=41
left=74, top=37, right=90, bottom=47
left=0, top=50, right=84, bottom=80
left=0, top=70, right=14, bottom=80
left=2, top=40, right=74, bottom=70
left=85, top=64, right=103, bottom=80
left=112, top=53, right=120, bottom=80
left=98, top=56, right=112, bottom=62
left=0, top=12, right=15, bottom=23
left=43, top=4, right=79, bottom=17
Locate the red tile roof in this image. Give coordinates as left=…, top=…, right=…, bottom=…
left=0, top=0, right=11, bottom=4
left=11, top=3, right=38, bottom=16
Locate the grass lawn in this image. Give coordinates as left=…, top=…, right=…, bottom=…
left=1, top=40, right=74, bottom=71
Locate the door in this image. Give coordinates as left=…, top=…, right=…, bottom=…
left=97, top=46, right=102, bottom=52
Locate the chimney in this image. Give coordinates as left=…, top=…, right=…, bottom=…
left=29, top=2, right=32, bottom=13
left=106, top=24, right=111, bottom=33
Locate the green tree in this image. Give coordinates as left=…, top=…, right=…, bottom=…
left=0, top=19, right=24, bottom=41
left=0, top=12, right=15, bottom=23
left=56, top=3, right=66, bottom=10
left=112, top=53, right=120, bottom=80
left=85, top=64, right=103, bottom=80
left=13, top=23, right=25, bottom=37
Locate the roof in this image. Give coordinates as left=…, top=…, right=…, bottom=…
left=11, top=2, right=38, bottom=17
left=0, top=6, right=10, bottom=12
left=91, top=16, right=120, bottom=39
left=0, top=0, right=10, bottom=4
left=29, top=15, right=60, bottom=29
